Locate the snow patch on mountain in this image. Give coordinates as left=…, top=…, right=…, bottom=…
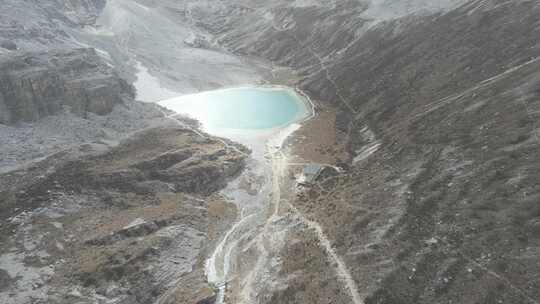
left=362, top=0, right=467, bottom=20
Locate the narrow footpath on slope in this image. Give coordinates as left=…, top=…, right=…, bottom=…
left=268, top=146, right=364, bottom=304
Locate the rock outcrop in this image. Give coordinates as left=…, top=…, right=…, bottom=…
left=0, top=48, right=132, bottom=125
left=0, top=126, right=246, bottom=304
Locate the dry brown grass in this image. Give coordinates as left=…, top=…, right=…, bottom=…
left=290, top=108, right=349, bottom=164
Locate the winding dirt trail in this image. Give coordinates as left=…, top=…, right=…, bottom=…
left=288, top=202, right=364, bottom=304
left=244, top=143, right=364, bottom=304
left=203, top=92, right=363, bottom=304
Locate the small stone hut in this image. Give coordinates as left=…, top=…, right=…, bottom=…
left=299, top=164, right=324, bottom=185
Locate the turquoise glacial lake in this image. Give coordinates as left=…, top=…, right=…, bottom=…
left=158, top=87, right=310, bottom=133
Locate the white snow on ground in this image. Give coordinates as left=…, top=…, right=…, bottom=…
left=353, top=142, right=381, bottom=164
left=0, top=252, right=54, bottom=304
left=353, top=125, right=381, bottom=164
left=134, top=62, right=180, bottom=102
left=291, top=0, right=328, bottom=7
left=78, top=0, right=264, bottom=96
left=123, top=218, right=147, bottom=230
left=205, top=126, right=300, bottom=304
left=362, top=0, right=468, bottom=21
left=206, top=213, right=257, bottom=304
left=267, top=123, right=302, bottom=153
left=203, top=90, right=314, bottom=304
left=0, top=101, right=164, bottom=173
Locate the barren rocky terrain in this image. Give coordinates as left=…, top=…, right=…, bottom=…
left=1, top=125, right=246, bottom=304
left=1, top=0, right=540, bottom=303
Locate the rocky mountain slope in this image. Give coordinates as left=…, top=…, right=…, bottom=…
left=1, top=0, right=540, bottom=304
left=0, top=125, right=246, bottom=304
left=0, top=48, right=131, bottom=124
left=192, top=0, right=540, bottom=303
left=0, top=0, right=104, bottom=51
left=0, top=1, right=253, bottom=303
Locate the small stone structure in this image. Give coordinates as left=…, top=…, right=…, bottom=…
left=298, top=164, right=324, bottom=185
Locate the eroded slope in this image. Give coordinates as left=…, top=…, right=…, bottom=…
left=183, top=0, right=540, bottom=302
left=0, top=126, right=246, bottom=304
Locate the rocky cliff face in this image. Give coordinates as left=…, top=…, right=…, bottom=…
left=0, top=48, right=132, bottom=125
